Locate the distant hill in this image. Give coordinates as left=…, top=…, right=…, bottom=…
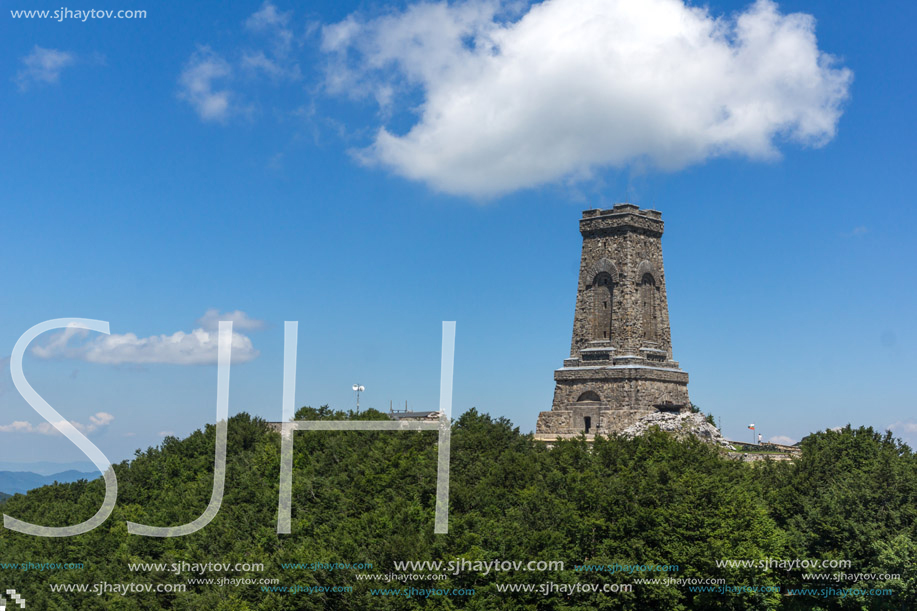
left=0, top=470, right=96, bottom=496
left=0, top=491, right=10, bottom=503
left=0, top=461, right=96, bottom=475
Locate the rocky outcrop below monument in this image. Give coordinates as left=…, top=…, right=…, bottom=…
left=620, top=411, right=734, bottom=449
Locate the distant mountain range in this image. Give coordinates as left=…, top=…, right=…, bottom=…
left=0, top=461, right=96, bottom=476
left=0, top=470, right=97, bottom=496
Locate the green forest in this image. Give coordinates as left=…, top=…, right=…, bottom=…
left=1, top=407, right=915, bottom=610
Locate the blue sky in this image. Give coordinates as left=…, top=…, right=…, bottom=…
left=1, top=0, right=914, bottom=466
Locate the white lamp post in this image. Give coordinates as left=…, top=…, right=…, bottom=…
left=352, top=384, right=365, bottom=412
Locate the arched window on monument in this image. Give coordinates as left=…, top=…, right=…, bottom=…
left=640, top=273, right=657, bottom=341
left=592, top=272, right=613, bottom=341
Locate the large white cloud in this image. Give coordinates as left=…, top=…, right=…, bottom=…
left=31, top=311, right=262, bottom=365
left=321, top=0, right=852, bottom=197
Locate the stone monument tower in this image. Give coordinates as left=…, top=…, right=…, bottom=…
left=535, top=204, right=689, bottom=439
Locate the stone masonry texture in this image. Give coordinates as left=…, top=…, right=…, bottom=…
left=536, top=204, right=690, bottom=438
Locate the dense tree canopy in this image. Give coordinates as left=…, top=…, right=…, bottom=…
left=0, top=410, right=914, bottom=610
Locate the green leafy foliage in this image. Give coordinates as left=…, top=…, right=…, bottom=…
left=0, top=413, right=913, bottom=610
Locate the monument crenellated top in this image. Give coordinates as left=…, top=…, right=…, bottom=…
left=580, top=203, right=664, bottom=236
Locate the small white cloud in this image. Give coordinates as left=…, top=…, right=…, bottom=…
left=246, top=1, right=294, bottom=55
left=177, top=46, right=235, bottom=122
left=888, top=422, right=917, bottom=448
left=321, top=0, right=853, bottom=197
left=0, top=411, right=114, bottom=435
left=90, top=412, right=115, bottom=427
left=0, top=421, right=36, bottom=433
left=158, top=431, right=175, bottom=437
left=243, top=2, right=300, bottom=81
left=267, top=152, right=285, bottom=171
left=889, top=421, right=917, bottom=434
left=179, top=2, right=302, bottom=123
left=31, top=311, right=261, bottom=365
left=241, top=50, right=301, bottom=81
left=123, top=432, right=137, bottom=437
left=247, top=1, right=289, bottom=31
left=15, top=46, right=75, bottom=91
left=196, top=308, right=265, bottom=332
left=768, top=435, right=796, bottom=445
left=840, top=226, right=868, bottom=238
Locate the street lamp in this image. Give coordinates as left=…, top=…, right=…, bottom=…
left=352, top=384, right=365, bottom=412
